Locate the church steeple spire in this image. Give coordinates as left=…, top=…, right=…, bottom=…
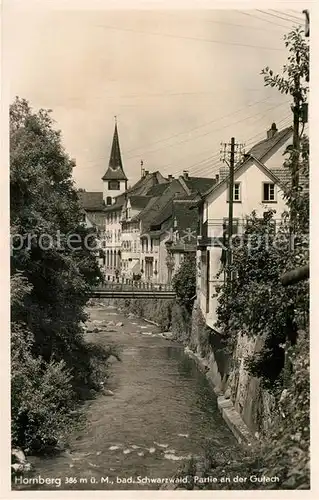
left=102, top=118, right=128, bottom=181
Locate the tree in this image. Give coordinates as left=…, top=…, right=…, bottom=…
left=261, top=26, right=309, bottom=230
left=213, top=26, right=309, bottom=489
left=10, top=97, right=110, bottom=453
left=172, top=254, right=196, bottom=314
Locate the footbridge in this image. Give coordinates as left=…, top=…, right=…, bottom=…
left=90, top=281, right=176, bottom=299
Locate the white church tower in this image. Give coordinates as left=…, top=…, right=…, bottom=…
left=102, top=117, right=128, bottom=205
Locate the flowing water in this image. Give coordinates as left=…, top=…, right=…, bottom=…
left=15, top=303, right=242, bottom=491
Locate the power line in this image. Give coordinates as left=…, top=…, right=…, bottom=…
left=93, top=88, right=266, bottom=101
left=168, top=115, right=292, bottom=177
left=124, top=96, right=273, bottom=156
left=202, top=16, right=286, bottom=33
left=149, top=100, right=290, bottom=161
left=77, top=96, right=282, bottom=168
left=270, top=10, right=304, bottom=22
left=237, top=10, right=292, bottom=29
left=256, top=10, right=301, bottom=25
left=164, top=113, right=291, bottom=178
left=125, top=99, right=290, bottom=160
left=96, top=24, right=285, bottom=52
left=76, top=100, right=290, bottom=172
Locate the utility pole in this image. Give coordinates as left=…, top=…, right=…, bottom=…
left=220, top=138, right=244, bottom=285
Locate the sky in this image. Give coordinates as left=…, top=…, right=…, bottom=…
left=5, top=2, right=307, bottom=192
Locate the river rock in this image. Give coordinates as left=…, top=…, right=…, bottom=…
left=161, top=332, right=173, bottom=339
left=154, top=442, right=168, bottom=448
left=12, top=448, right=26, bottom=464
left=108, top=321, right=115, bottom=326
left=104, top=389, right=114, bottom=396
left=12, top=448, right=32, bottom=474
left=116, top=322, right=124, bottom=327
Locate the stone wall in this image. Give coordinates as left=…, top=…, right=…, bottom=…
left=188, top=300, right=276, bottom=439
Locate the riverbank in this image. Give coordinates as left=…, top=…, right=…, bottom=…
left=114, top=297, right=309, bottom=490
left=13, top=301, right=243, bottom=491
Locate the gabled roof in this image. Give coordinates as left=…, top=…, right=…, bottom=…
left=78, top=191, right=104, bottom=211
left=248, top=126, right=293, bottom=161
left=149, top=198, right=198, bottom=235
left=146, top=182, right=170, bottom=197
left=140, top=180, right=189, bottom=232
left=103, top=193, right=125, bottom=212
left=129, top=195, right=151, bottom=210
left=102, top=122, right=128, bottom=181
left=182, top=176, right=217, bottom=195
left=201, top=126, right=294, bottom=201
left=126, top=171, right=168, bottom=196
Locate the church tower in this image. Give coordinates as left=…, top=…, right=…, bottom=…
left=102, top=118, right=128, bottom=205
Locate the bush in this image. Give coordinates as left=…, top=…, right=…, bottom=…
left=172, top=254, right=196, bottom=314
left=11, top=322, right=78, bottom=453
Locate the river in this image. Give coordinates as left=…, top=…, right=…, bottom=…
left=16, top=302, right=242, bottom=491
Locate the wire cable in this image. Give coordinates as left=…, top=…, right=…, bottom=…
left=256, top=10, right=302, bottom=25
left=166, top=114, right=292, bottom=177
left=236, top=10, right=292, bottom=29
left=96, top=24, right=286, bottom=52
left=270, top=10, right=304, bottom=22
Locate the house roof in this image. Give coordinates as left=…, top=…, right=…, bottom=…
left=102, top=122, right=128, bottom=181
left=201, top=125, right=294, bottom=200
left=248, top=126, right=293, bottom=161
left=103, top=193, right=126, bottom=212
left=174, top=200, right=198, bottom=234
left=125, top=171, right=167, bottom=196
left=77, top=191, right=105, bottom=211
left=129, top=195, right=151, bottom=209
left=146, top=182, right=170, bottom=197
left=140, top=180, right=190, bottom=232
left=182, top=176, right=217, bottom=195
left=149, top=198, right=198, bottom=238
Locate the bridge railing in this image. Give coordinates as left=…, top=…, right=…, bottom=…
left=94, top=279, right=174, bottom=292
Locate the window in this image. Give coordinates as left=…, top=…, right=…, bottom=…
left=227, top=182, right=241, bottom=202
left=223, top=218, right=239, bottom=235
left=263, top=183, right=275, bottom=202
left=108, top=180, right=120, bottom=190
left=106, top=196, right=112, bottom=206
left=234, top=183, right=241, bottom=202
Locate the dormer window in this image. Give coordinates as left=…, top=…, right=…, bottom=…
left=263, top=182, right=276, bottom=202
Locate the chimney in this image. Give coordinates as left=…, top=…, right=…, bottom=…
left=144, top=170, right=149, bottom=177
left=168, top=174, right=174, bottom=181
left=183, top=170, right=189, bottom=180
left=215, top=174, right=219, bottom=183
left=267, top=122, right=278, bottom=139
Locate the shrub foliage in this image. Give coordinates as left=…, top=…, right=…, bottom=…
left=10, top=98, right=108, bottom=453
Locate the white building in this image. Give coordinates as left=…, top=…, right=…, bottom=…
left=197, top=124, right=294, bottom=329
